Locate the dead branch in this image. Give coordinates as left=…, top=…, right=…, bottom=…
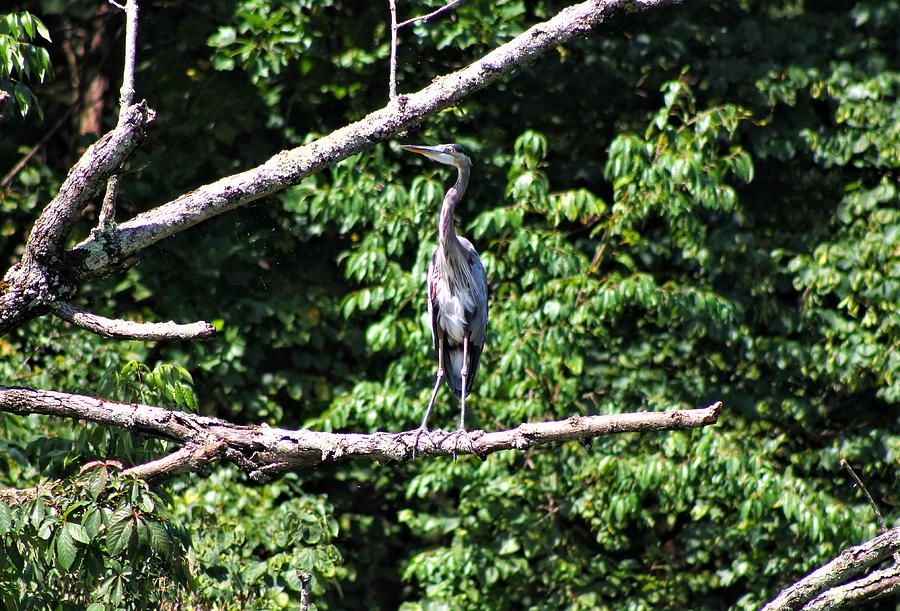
left=51, top=301, right=217, bottom=341
left=840, top=458, right=888, bottom=534
left=0, top=385, right=720, bottom=481
left=0, top=0, right=678, bottom=338
left=121, top=441, right=226, bottom=482
left=389, top=0, right=463, bottom=100
left=388, top=0, right=399, bottom=100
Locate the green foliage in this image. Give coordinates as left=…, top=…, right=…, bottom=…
left=1, top=1, right=897, bottom=609
left=0, top=11, right=51, bottom=118
left=172, top=470, right=342, bottom=609
left=98, top=360, right=199, bottom=412
left=0, top=469, right=187, bottom=609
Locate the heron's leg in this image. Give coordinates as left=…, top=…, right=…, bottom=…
left=459, top=337, right=468, bottom=430
left=413, top=339, right=444, bottom=459
left=453, top=337, right=474, bottom=460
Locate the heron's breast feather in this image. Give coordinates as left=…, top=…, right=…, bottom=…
left=434, top=283, right=474, bottom=345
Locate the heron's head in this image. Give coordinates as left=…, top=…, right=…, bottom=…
left=400, top=143, right=471, bottom=169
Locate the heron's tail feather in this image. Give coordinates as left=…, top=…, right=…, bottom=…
left=441, top=343, right=479, bottom=399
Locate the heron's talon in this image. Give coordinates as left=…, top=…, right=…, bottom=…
left=411, top=426, right=437, bottom=460
left=452, top=428, right=476, bottom=461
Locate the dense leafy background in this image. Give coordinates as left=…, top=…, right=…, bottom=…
left=1, top=1, right=897, bottom=608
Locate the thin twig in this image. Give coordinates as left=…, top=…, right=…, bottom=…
left=398, top=0, right=463, bottom=28
left=388, top=0, right=399, bottom=100
left=388, top=0, right=463, bottom=100
left=98, top=0, right=140, bottom=232
left=840, top=458, right=887, bottom=533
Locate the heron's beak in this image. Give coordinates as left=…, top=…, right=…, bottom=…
left=400, top=144, right=441, bottom=157
left=400, top=144, right=454, bottom=166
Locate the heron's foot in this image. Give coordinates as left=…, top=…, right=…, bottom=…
left=411, top=425, right=437, bottom=460
left=452, top=427, right=477, bottom=461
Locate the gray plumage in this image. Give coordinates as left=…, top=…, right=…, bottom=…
left=401, top=143, right=488, bottom=457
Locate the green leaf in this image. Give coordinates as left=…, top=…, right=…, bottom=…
left=68, top=521, right=91, bottom=545
left=56, top=524, right=78, bottom=570
left=0, top=503, right=11, bottom=535
left=148, top=521, right=174, bottom=558
left=107, top=506, right=135, bottom=555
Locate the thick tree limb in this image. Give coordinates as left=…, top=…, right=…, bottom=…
left=1, top=0, right=678, bottom=336
left=761, top=526, right=900, bottom=611
left=0, top=385, right=719, bottom=480
left=51, top=301, right=217, bottom=341
left=68, top=0, right=680, bottom=280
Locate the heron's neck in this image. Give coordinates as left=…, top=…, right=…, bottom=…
left=438, top=163, right=469, bottom=256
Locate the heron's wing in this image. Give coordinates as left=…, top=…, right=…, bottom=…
left=459, top=239, right=489, bottom=395
left=426, top=249, right=440, bottom=355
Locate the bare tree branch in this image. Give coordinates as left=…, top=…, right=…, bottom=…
left=388, top=0, right=399, bottom=100
left=761, top=526, right=900, bottom=611
left=840, top=458, right=888, bottom=534
left=98, top=0, right=140, bottom=231
left=68, top=0, right=681, bottom=281
left=0, top=385, right=720, bottom=480
left=298, top=571, right=313, bottom=611
left=0, top=0, right=679, bottom=337
left=1, top=105, right=77, bottom=189
left=51, top=301, right=218, bottom=341
left=121, top=441, right=226, bottom=482
left=398, top=0, right=463, bottom=28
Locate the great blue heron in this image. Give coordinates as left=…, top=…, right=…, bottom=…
left=400, top=143, right=489, bottom=458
